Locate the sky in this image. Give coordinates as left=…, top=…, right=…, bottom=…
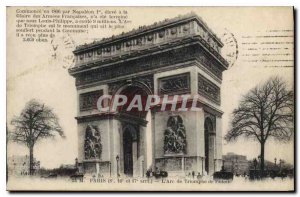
left=7, top=7, right=294, bottom=168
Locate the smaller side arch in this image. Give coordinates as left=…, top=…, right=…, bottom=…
left=204, top=117, right=216, bottom=175
left=122, top=124, right=138, bottom=141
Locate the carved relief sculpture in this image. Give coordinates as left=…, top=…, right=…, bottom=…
left=84, top=125, right=102, bottom=160
left=159, top=73, right=190, bottom=95
left=198, top=73, right=220, bottom=104
left=79, top=90, right=103, bottom=111
left=164, top=116, right=187, bottom=154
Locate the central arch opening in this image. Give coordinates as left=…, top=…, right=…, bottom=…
left=117, top=85, right=149, bottom=119
left=123, top=126, right=135, bottom=176
left=117, top=84, right=151, bottom=177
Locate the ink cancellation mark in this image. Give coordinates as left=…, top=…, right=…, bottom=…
left=240, top=29, right=294, bottom=68
left=221, top=29, right=239, bottom=68
left=50, top=33, right=76, bottom=69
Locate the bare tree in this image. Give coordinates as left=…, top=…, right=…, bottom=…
left=225, top=76, right=294, bottom=174
left=10, top=99, right=64, bottom=175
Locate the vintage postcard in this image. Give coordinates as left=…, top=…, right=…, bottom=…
left=6, top=6, right=294, bottom=191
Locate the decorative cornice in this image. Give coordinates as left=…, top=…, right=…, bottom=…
left=69, top=35, right=228, bottom=76
left=69, top=13, right=229, bottom=73
left=73, top=12, right=223, bottom=53
left=72, top=44, right=225, bottom=88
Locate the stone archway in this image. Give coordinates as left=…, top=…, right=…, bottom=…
left=204, top=117, right=215, bottom=175
left=69, top=14, right=228, bottom=178
left=116, top=84, right=149, bottom=119
left=117, top=84, right=150, bottom=177
left=122, top=124, right=137, bottom=176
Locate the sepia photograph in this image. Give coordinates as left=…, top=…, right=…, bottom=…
left=6, top=6, right=295, bottom=191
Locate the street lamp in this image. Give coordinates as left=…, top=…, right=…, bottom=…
left=142, top=160, right=144, bottom=177
left=116, top=155, right=120, bottom=177
left=201, top=157, right=204, bottom=175
left=274, top=158, right=277, bottom=166
left=75, top=158, right=78, bottom=168
left=214, top=159, right=216, bottom=173
left=109, top=161, right=111, bottom=177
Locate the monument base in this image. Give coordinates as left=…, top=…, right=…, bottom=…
left=155, top=156, right=204, bottom=176
left=83, top=160, right=111, bottom=176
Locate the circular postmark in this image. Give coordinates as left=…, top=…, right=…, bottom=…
left=221, top=28, right=239, bottom=68
left=50, top=33, right=76, bottom=69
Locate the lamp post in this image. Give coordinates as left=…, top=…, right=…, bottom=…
left=221, top=159, right=225, bottom=171
left=75, top=158, right=79, bottom=174
left=109, top=161, right=111, bottom=177
left=142, top=160, right=144, bottom=177
left=274, top=158, right=277, bottom=167
left=201, top=157, right=204, bottom=175
left=253, top=158, right=258, bottom=178
left=214, top=159, right=216, bottom=173
left=279, top=159, right=283, bottom=170
left=75, top=158, right=78, bottom=166
left=116, top=155, right=120, bottom=177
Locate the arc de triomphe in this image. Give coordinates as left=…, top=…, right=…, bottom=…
left=69, top=13, right=228, bottom=177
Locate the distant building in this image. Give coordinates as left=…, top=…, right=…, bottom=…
left=7, top=155, right=40, bottom=176
left=222, top=152, right=250, bottom=175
